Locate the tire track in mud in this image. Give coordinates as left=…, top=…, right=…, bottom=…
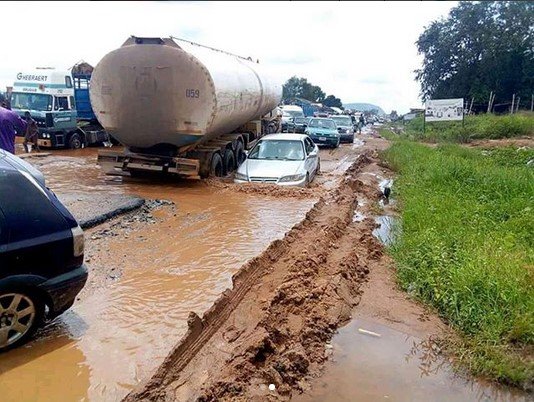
left=125, top=150, right=387, bottom=402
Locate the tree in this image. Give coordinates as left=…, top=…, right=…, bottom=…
left=323, top=95, right=343, bottom=109
left=282, top=76, right=327, bottom=103
left=415, top=1, right=534, bottom=111
left=389, top=110, right=399, bottom=120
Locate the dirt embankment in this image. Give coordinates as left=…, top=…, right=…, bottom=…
left=124, top=149, right=388, bottom=401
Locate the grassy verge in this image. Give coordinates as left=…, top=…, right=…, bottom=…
left=382, top=140, right=534, bottom=389
left=393, top=112, right=534, bottom=143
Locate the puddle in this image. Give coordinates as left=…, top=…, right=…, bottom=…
left=294, top=318, right=528, bottom=402
left=352, top=138, right=365, bottom=149
left=362, top=171, right=384, bottom=181
left=0, top=148, right=315, bottom=401
left=372, top=215, right=396, bottom=246
left=353, top=211, right=366, bottom=222
left=379, top=178, right=393, bottom=193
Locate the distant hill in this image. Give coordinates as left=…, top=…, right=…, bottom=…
left=343, top=103, right=385, bottom=116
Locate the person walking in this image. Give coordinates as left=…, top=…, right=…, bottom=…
left=358, top=114, right=365, bottom=134
left=23, top=111, right=40, bottom=153
left=0, top=105, right=27, bottom=154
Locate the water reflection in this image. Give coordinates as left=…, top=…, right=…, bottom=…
left=293, top=318, right=528, bottom=402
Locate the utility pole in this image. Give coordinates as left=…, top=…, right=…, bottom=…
left=468, top=98, right=474, bottom=115
left=516, top=97, right=520, bottom=113
left=511, top=94, right=515, bottom=114
left=487, top=91, right=493, bottom=113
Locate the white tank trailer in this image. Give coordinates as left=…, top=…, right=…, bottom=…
left=93, top=36, right=283, bottom=178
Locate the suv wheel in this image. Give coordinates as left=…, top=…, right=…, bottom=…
left=0, top=289, right=44, bottom=352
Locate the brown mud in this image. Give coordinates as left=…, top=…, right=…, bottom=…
left=125, top=146, right=390, bottom=401
left=0, top=148, right=316, bottom=402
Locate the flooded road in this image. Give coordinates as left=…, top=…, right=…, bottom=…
left=294, top=318, right=528, bottom=402
left=0, top=148, right=316, bottom=401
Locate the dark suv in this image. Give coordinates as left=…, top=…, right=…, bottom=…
left=0, top=150, right=88, bottom=351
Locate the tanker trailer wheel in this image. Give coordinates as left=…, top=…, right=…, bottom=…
left=210, top=152, right=224, bottom=177
left=223, top=149, right=236, bottom=175
left=235, top=141, right=246, bottom=166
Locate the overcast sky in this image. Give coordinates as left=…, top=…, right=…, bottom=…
left=1, top=1, right=456, bottom=114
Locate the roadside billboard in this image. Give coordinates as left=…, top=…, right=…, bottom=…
left=425, top=98, right=464, bottom=122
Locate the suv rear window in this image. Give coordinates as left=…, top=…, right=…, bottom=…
left=0, top=169, right=67, bottom=242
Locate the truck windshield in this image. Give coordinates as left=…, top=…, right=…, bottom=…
left=284, top=110, right=304, bottom=118
left=10, top=93, right=53, bottom=111
left=332, top=117, right=352, bottom=126
left=248, top=140, right=305, bottom=161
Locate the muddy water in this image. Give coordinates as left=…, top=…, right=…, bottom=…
left=294, top=318, right=528, bottom=402
left=0, top=148, right=315, bottom=401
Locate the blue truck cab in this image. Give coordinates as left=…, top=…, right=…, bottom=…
left=9, top=65, right=110, bottom=149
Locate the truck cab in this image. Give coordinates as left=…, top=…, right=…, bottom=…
left=10, top=69, right=82, bottom=148
left=10, top=66, right=111, bottom=149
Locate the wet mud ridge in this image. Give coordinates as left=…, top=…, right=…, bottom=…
left=125, top=151, right=385, bottom=402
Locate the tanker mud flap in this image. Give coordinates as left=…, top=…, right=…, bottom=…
left=97, top=150, right=200, bottom=178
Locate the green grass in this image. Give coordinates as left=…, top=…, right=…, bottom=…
left=382, top=141, right=534, bottom=389
left=399, top=112, right=534, bottom=143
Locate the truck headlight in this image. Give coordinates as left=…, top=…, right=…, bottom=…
left=346, top=129, right=351, bottom=134
left=279, top=173, right=305, bottom=183
left=235, top=172, right=248, bottom=181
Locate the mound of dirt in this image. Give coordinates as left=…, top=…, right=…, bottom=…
left=205, top=178, right=317, bottom=199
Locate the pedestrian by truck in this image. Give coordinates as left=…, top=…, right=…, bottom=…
left=23, top=111, right=40, bottom=153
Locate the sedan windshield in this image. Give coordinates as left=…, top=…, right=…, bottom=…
left=294, top=117, right=309, bottom=124
left=10, top=93, right=53, bottom=111
left=248, top=140, right=305, bottom=161
left=331, top=116, right=352, bottom=126
left=308, top=119, right=336, bottom=129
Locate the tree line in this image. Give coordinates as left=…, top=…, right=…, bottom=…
left=282, top=76, right=343, bottom=109
left=416, top=1, right=533, bottom=113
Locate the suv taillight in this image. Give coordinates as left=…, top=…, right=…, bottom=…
left=71, top=225, right=84, bottom=257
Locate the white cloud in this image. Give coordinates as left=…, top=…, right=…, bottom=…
left=0, top=1, right=456, bottom=114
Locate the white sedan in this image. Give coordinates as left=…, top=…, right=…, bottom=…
left=234, top=134, right=320, bottom=187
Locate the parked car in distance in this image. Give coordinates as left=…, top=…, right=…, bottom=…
left=291, top=117, right=310, bottom=133
left=331, top=115, right=355, bottom=143
left=280, top=105, right=305, bottom=132
left=281, top=111, right=293, bottom=133
left=0, top=150, right=88, bottom=351
left=305, top=118, right=340, bottom=148
left=234, top=133, right=320, bottom=187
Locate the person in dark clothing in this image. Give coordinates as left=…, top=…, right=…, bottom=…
left=358, top=114, right=365, bottom=134
left=23, top=111, right=40, bottom=153
left=0, top=106, right=27, bottom=154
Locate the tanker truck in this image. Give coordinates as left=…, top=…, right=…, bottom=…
left=92, top=36, right=283, bottom=178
